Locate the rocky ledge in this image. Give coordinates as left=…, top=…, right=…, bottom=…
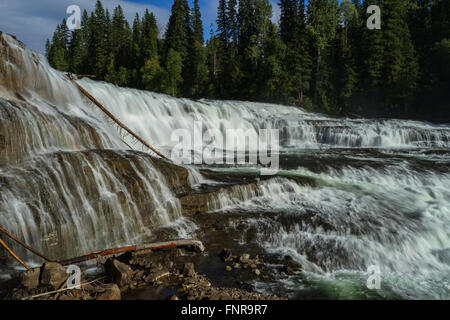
left=0, top=246, right=287, bottom=301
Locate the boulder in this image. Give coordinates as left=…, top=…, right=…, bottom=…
left=96, top=284, right=121, bottom=300
left=105, top=259, right=133, bottom=287
left=19, top=268, right=41, bottom=289
left=41, top=262, right=69, bottom=289
left=183, top=262, right=195, bottom=276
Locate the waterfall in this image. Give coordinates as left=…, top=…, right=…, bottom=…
left=0, top=33, right=194, bottom=263
left=1, top=32, right=449, bottom=299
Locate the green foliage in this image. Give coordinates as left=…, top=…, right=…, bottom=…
left=44, top=0, right=450, bottom=122
left=47, top=19, right=70, bottom=71
left=166, top=49, right=183, bottom=96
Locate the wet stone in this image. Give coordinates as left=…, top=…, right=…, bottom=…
left=96, top=284, right=121, bottom=300
left=19, top=268, right=41, bottom=290
left=105, top=259, right=133, bottom=287
left=40, top=262, right=69, bottom=290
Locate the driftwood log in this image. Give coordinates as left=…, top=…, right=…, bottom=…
left=59, top=240, right=205, bottom=266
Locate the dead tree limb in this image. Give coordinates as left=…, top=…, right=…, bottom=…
left=0, top=225, right=52, bottom=262
left=67, top=73, right=169, bottom=161
left=0, top=237, right=30, bottom=270
left=22, top=276, right=106, bottom=300
left=59, top=240, right=205, bottom=266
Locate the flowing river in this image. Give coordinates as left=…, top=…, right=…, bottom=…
left=0, top=33, right=449, bottom=299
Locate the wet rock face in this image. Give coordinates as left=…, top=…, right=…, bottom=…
left=0, top=148, right=192, bottom=261
left=179, top=183, right=258, bottom=215
left=0, top=98, right=109, bottom=166
left=0, top=33, right=58, bottom=102
left=0, top=32, right=24, bottom=93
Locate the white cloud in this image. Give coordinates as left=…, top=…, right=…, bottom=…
left=0, top=0, right=170, bottom=54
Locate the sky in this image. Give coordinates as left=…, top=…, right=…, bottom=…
left=0, top=0, right=281, bottom=55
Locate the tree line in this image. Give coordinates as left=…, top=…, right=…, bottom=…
left=46, top=0, right=450, bottom=122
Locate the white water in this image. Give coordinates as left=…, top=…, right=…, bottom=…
left=210, top=164, right=450, bottom=299
left=1, top=33, right=449, bottom=299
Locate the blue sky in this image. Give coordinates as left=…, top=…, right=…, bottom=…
left=0, top=0, right=281, bottom=55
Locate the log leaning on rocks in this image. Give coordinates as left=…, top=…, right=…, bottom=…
left=59, top=240, right=205, bottom=266
left=0, top=237, right=30, bottom=270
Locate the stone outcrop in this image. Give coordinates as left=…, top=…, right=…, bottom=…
left=40, top=262, right=69, bottom=289
left=18, top=268, right=40, bottom=290
left=179, top=183, right=258, bottom=215
left=104, top=259, right=133, bottom=288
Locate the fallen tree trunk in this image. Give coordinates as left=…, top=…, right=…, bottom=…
left=0, top=225, right=52, bottom=262
left=67, top=73, right=169, bottom=161
left=59, top=240, right=205, bottom=266
left=0, top=237, right=30, bottom=270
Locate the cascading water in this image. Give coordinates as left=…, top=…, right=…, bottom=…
left=0, top=33, right=195, bottom=264
left=0, top=32, right=449, bottom=299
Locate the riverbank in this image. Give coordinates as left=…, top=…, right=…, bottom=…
left=0, top=238, right=289, bottom=300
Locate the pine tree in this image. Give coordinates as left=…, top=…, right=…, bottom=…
left=192, top=0, right=204, bottom=44
left=335, top=0, right=359, bottom=112
left=104, top=5, right=132, bottom=86
left=165, top=0, right=190, bottom=59
left=130, top=13, right=142, bottom=87
left=105, top=8, right=111, bottom=53
left=237, top=0, right=260, bottom=98
left=188, top=0, right=208, bottom=97
left=88, top=0, right=108, bottom=78
left=206, top=27, right=220, bottom=96
left=47, top=19, right=70, bottom=71
left=279, top=0, right=312, bottom=105
left=68, top=10, right=90, bottom=74
left=307, top=0, right=339, bottom=111
left=261, top=22, right=287, bottom=101
left=216, top=0, right=231, bottom=97
left=360, top=0, right=384, bottom=89
left=382, top=0, right=419, bottom=115
left=142, top=10, right=159, bottom=61
left=228, top=0, right=238, bottom=45
left=140, top=10, right=161, bottom=90
left=166, top=48, right=183, bottom=96
left=431, top=0, right=450, bottom=42
left=164, top=0, right=191, bottom=95
left=45, top=39, right=51, bottom=59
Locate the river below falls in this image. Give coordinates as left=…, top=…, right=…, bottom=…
left=184, top=146, right=450, bottom=300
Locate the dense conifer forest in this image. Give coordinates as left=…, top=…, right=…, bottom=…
left=46, top=0, right=450, bottom=122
